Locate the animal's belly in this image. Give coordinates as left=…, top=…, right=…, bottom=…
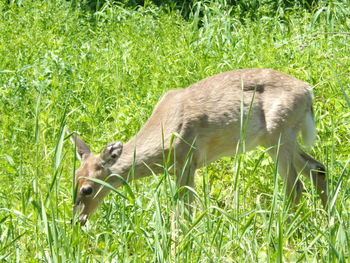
left=196, top=124, right=264, bottom=165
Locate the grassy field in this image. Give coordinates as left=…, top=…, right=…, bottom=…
left=0, top=0, right=349, bottom=262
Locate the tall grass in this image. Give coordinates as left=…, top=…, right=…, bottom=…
left=0, top=0, right=349, bottom=262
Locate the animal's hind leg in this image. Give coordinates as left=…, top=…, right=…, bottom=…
left=265, top=133, right=303, bottom=206
left=268, top=149, right=303, bottom=206
left=294, top=147, right=328, bottom=209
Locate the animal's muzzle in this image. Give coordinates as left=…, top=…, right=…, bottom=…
left=73, top=199, right=88, bottom=226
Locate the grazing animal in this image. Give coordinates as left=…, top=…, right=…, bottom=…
left=70, top=68, right=327, bottom=225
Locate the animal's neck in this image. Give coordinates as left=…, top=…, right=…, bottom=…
left=108, top=137, right=163, bottom=187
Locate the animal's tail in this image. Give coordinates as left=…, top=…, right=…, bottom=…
left=301, top=105, right=317, bottom=148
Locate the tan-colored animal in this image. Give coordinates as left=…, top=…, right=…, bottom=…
left=70, top=68, right=327, bottom=225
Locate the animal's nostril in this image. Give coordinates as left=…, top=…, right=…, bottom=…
left=81, top=186, right=93, bottom=196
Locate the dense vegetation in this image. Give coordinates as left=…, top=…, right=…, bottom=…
left=0, top=0, right=349, bottom=262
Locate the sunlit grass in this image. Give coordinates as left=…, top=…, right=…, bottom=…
left=0, top=0, right=349, bottom=262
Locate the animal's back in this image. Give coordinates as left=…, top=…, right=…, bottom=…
left=135, top=68, right=312, bottom=164
left=176, top=69, right=312, bottom=163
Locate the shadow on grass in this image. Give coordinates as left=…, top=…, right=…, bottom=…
left=71, top=0, right=323, bottom=21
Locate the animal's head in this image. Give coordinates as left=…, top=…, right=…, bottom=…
left=69, top=133, right=123, bottom=225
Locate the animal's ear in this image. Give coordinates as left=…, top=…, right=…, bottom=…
left=100, top=142, right=123, bottom=168
left=68, top=130, right=91, bottom=161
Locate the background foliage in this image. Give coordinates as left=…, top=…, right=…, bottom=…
left=0, top=0, right=349, bottom=262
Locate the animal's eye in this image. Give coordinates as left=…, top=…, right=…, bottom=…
left=81, top=186, right=93, bottom=196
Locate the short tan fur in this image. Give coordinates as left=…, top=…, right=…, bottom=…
left=70, top=68, right=327, bottom=225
